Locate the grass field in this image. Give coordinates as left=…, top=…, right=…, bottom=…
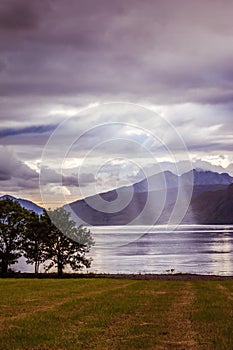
left=0, top=278, right=233, bottom=349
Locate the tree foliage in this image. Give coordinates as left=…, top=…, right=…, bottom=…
left=0, top=198, right=29, bottom=274
left=0, top=199, right=94, bottom=276
left=43, top=208, right=94, bottom=276
left=22, top=211, right=50, bottom=274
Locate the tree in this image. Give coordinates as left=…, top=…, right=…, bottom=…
left=0, top=198, right=29, bottom=274
left=22, top=211, right=49, bottom=274
left=43, top=208, right=94, bottom=276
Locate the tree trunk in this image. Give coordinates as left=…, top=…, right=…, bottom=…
left=1, top=259, right=8, bottom=274
left=35, top=261, right=39, bottom=275
left=58, top=262, right=63, bottom=277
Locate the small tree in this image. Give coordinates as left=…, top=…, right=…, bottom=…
left=43, top=208, right=94, bottom=276
left=0, top=198, right=29, bottom=274
left=22, top=211, right=50, bottom=274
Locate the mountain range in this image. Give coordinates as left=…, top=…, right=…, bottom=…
left=0, top=194, right=44, bottom=215
left=65, top=169, right=233, bottom=225
left=1, top=169, right=233, bottom=225
left=129, top=169, right=233, bottom=193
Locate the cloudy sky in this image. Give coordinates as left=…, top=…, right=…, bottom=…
left=1, top=0, right=233, bottom=208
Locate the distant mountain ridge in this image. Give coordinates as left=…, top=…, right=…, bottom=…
left=189, top=169, right=233, bottom=186
left=0, top=195, right=44, bottom=215
left=120, top=169, right=233, bottom=196
left=191, top=183, right=233, bottom=224
left=65, top=169, right=233, bottom=225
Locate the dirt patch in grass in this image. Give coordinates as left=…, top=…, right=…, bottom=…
left=159, top=282, right=198, bottom=349
left=217, top=283, right=233, bottom=301
left=153, top=290, right=167, bottom=295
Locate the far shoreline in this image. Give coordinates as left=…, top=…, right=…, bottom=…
left=1, top=272, right=233, bottom=281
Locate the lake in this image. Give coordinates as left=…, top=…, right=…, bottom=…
left=16, top=225, right=233, bottom=275
left=87, top=225, right=233, bottom=275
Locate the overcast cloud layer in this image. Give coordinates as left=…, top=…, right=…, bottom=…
left=0, top=0, right=233, bottom=206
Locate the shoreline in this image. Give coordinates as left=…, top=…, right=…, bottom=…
left=1, top=272, right=233, bottom=280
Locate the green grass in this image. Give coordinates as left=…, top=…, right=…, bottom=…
left=0, top=279, right=233, bottom=349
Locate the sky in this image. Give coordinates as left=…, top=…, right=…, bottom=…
left=1, top=0, right=233, bottom=208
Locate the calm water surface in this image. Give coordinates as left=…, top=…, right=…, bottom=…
left=88, top=225, right=233, bottom=275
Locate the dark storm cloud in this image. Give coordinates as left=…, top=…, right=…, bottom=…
left=1, top=0, right=233, bottom=104
left=40, top=166, right=95, bottom=187
left=0, top=146, right=39, bottom=197
left=0, top=146, right=38, bottom=181
left=0, top=124, right=57, bottom=138
left=0, top=1, right=39, bottom=31
left=62, top=173, right=95, bottom=187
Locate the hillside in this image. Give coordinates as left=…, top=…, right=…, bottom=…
left=191, top=183, right=233, bottom=224
left=0, top=195, right=44, bottom=215
left=65, top=170, right=233, bottom=225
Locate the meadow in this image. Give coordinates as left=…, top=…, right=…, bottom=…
left=0, top=278, right=233, bottom=349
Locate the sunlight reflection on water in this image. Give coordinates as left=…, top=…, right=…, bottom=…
left=88, top=225, right=233, bottom=275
